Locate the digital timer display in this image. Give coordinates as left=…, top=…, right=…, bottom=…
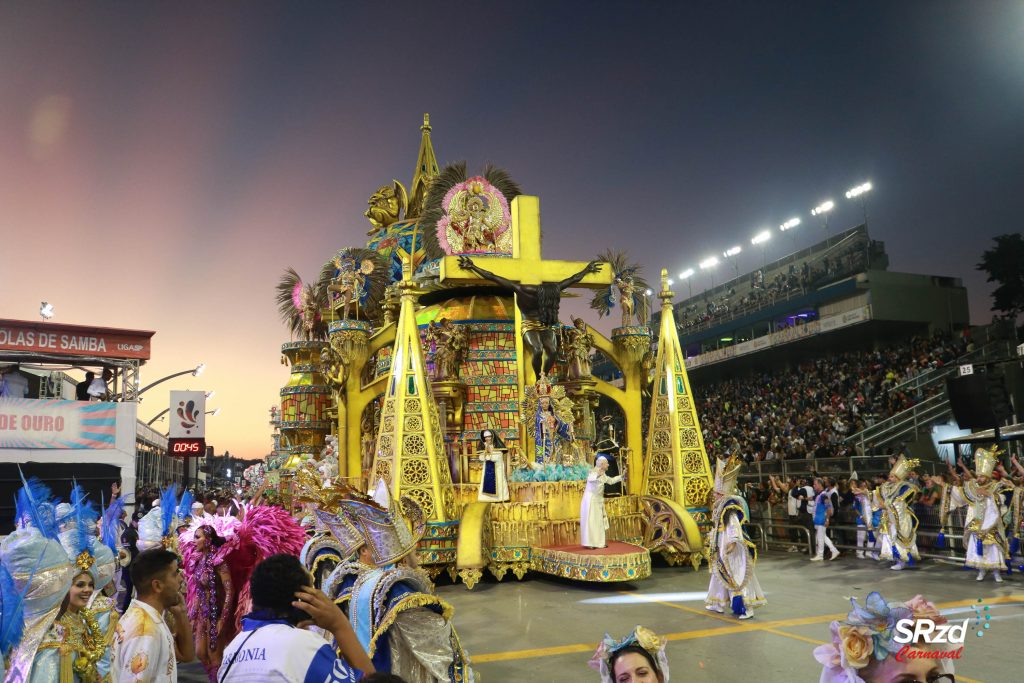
left=168, top=438, right=205, bottom=457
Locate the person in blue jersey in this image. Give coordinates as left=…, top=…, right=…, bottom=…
left=218, top=554, right=373, bottom=683
left=319, top=490, right=475, bottom=683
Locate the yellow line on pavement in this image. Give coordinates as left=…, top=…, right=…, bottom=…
left=470, top=593, right=1023, bottom=666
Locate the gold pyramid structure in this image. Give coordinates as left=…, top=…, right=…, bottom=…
left=369, top=256, right=455, bottom=522
left=406, top=113, right=439, bottom=219
left=641, top=269, right=714, bottom=517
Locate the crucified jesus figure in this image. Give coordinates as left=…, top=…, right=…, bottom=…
left=458, top=255, right=602, bottom=377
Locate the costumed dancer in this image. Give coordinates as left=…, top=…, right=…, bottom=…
left=30, top=486, right=119, bottom=683
left=178, top=501, right=306, bottom=682
left=136, top=485, right=181, bottom=553
left=579, top=455, right=624, bottom=549
left=319, top=489, right=475, bottom=682
left=293, top=467, right=346, bottom=589
left=477, top=429, right=509, bottom=502
left=705, top=453, right=765, bottom=620
left=814, top=592, right=954, bottom=683
left=0, top=477, right=75, bottom=683
left=588, top=626, right=668, bottom=683
left=872, top=455, right=921, bottom=571
left=938, top=445, right=1011, bottom=582
left=851, top=480, right=880, bottom=560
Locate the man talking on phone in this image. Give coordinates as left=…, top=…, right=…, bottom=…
left=218, top=554, right=374, bottom=682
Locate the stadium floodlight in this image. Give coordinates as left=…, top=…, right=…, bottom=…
left=679, top=268, right=695, bottom=279
left=751, top=230, right=771, bottom=246
left=779, top=217, right=801, bottom=231
left=699, top=256, right=719, bottom=270
left=39, top=302, right=54, bottom=320
left=645, top=289, right=653, bottom=296
left=666, top=278, right=674, bottom=286
left=723, top=245, right=742, bottom=258
left=845, top=182, right=872, bottom=199
left=811, top=200, right=835, bottom=216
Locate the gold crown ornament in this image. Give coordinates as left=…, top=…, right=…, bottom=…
left=336, top=493, right=426, bottom=566
left=75, top=550, right=95, bottom=572
left=973, top=445, right=1002, bottom=478
left=889, top=454, right=920, bottom=481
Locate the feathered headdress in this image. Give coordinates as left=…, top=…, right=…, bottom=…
left=160, top=484, right=178, bottom=537
left=67, top=484, right=100, bottom=572
left=590, top=250, right=651, bottom=325
left=589, top=625, right=669, bottom=682
left=176, top=490, right=196, bottom=522
left=15, top=472, right=59, bottom=540
left=101, top=495, right=127, bottom=556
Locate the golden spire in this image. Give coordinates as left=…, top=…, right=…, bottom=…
left=367, top=256, right=455, bottom=521
left=407, top=113, right=439, bottom=219
left=640, top=269, right=714, bottom=511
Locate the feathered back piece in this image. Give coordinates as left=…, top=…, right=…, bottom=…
left=0, top=563, right=25, bottom=659
left=160, top=484, right=178, bottom=537
left=176, top=490, right=195, bottom=522
left=275, top=267, right=327, bottom=340
left=589, top=249, right=651, bottom=324
left=101, top=495, right=126, bottom=556
left=317, top=248, right=389, bottom=322
left=419, top=162, right=523, bottom=262
left=15, top=473, right=59, bottom=540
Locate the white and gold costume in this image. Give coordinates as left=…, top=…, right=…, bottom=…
left=872, top=455, right=921, bottom=569
left=705, top=454, right=765, bottom=619
left=940, top=446, right=1011, bottom=581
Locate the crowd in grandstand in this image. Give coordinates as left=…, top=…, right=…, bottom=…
left=694, top=333, right=968, bottom=462
left=677, top=237, right=873, bottom=331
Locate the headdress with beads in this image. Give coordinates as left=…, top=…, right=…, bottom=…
left=589, top=625, right=669, bottom=682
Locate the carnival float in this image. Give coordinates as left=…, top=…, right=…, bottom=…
left=269, top=115, right=713, bottom=588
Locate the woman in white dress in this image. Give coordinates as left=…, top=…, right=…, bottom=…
left=477, top=430, right=510, bottom=502
left=579, top=456, right=623, bottom=548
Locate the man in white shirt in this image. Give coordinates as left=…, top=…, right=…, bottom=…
left=112, top=548, right=195, bottom=682
left=218, top=553, right=372, bottom=682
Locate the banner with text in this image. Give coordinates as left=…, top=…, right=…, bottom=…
left=168, top=391, right=206, bottom=439
left=0, top=319, right=153, bottom=360
left=0, top=398, right=117, bottom=449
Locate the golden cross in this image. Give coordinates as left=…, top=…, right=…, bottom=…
left=438, top=195, right=613, bottom=288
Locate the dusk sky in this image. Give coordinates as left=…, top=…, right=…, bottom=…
left=2, top=2, right=1022, bottom=460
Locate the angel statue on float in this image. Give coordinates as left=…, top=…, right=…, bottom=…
left=514, top=374, right=589, bottom=482
left=590, top=250, right=651, bottom=329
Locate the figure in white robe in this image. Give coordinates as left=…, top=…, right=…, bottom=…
left=940, top=446, right=1011, bottom=582
left=579, top=456, right=623, bottom=548
left=705, top=454, right=765, bottom=619
left=477, top=430, right=510, bottom=502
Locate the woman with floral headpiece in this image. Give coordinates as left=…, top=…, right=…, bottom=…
left=814, top=592, right=954, bottom=683
left=589, top=625, right=668, bottom=683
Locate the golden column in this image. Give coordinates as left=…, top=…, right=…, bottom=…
left=368, top=257, right=456, bottom=522
left=640, top=270, right=714, bottom=521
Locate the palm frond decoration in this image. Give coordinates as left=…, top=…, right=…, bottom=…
left=589, top=250, right=651, bottom=324
left=317, top=248, right=390, bottom=322
left=275, top=267, right=328, bottom=340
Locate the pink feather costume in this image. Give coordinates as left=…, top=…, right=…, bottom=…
left=179, top=504, right=307, bottom=682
